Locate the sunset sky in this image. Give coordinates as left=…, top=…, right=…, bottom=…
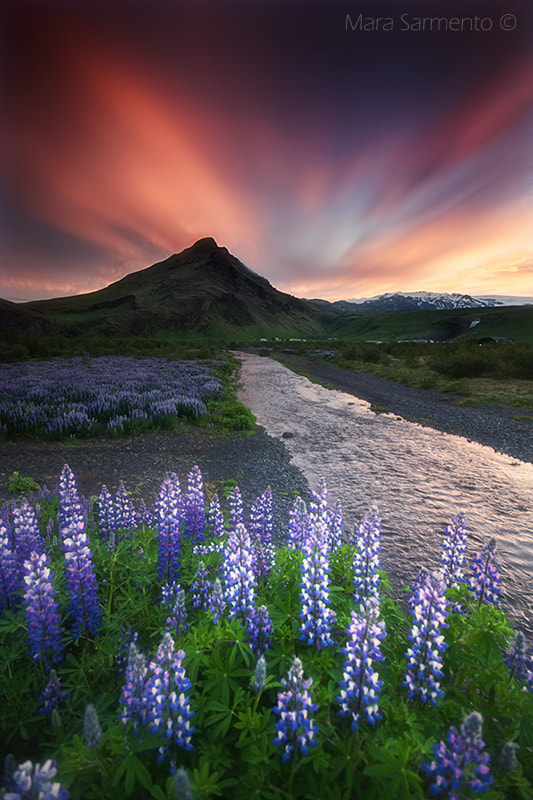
left=1, top=0, right=532, bottom=302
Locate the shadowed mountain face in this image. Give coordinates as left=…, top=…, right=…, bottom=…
left=21, top=238, right=330, bottom=339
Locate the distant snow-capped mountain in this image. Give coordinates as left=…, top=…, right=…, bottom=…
left=310, top=292, right=533, bottom=313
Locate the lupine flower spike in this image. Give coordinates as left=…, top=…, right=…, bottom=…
left=337, top=597, right=386, bottom=730
left=469, top=537, right=502, bottom=606
left=84, top=703, right=102, bottom=749
left=299, top=520, right=336, bottom=650
left=439, top=512, right=469, bottom=589
left=3, top=758, right=70, bottom=800
left=402, top=570, right=449, bottom=706
left=23, top=551, right=64, bottom=665
left=62, top=522, right=101, bottom=639
left=351, top=507, right=382, bottom=604
left=222, top=523, right=256, bottom=623
left=422, top=711, right=493, bottom=796
left=272, top=657, right=319, bottom=762
left=39, top=670, right=69, bottom=715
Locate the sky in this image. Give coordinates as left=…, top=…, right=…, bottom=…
left=1, top=0, right=532, bottom=303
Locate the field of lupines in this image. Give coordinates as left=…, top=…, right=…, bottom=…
left=0, top=356, right=224, bottom=440
left=1, top=463, right=532, bottom=800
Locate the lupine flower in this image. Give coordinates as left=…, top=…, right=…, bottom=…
left=439, top=512, right=469, bottom=589
left=402, top=570, right=449, bottom=706
left=247, top=604, right=273, bottom=657
left=62, top=522, right=101, bottom=639
left=173, top=767, right=193, bottom=800
left=272, top=657, right=319, bottom=761
left=166, top=587, right=189, bottom=637
left=39, top=670, right=68, bottom=715
left=299, top=520, right=336, bottom=650
left=84, top=703, right=102, bottom=749
left=190, top=561, right=212, bottom=610
left=184, top=465, right=206, bottom=544
left=0, top=523, right=20, bottom=613
left=143, top=633, right=194, bottom=765
left=422, top=711, right=493, bottom=796
left=287, top=497, right=308, bottom=551
left=116, top=627, right=140, bottom=674
left=499, top=741, right=519, bottom=774
left=228, top=486, right=244, bottom=530
left=3, top=758, right=69, bottom=800
left=135, top=499, right=154, bottom=530
left=253, top=654, right=267, bottom=693
left=120, top=640, right=148, bottom=733
left=249, top=488, right=275, bottom=583
left=57, top=465, right=87, bottom=537
left=23, top=552, right=63, bottom=665
left=12, top=500, right=44, bottom=567
left=114, top=482, right=136, bottom=535
left=208, top=578, right=226, bottom=623
left=97, top=485, right=117, bottom=546
left=351, top=507, right=382, bottom=604
left=337, top=597, right=386, bottom=730
left=154, top=475, right=184, bottom=583
left=207, top=494, right=225, bottom=537
left=222, top=523, right=256, bottom=623
left=505, top=630, right=529, bottom=685
left=469, top=538, right=502, bottom=606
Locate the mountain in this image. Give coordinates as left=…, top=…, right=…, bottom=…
left=309, top=291, right=523, bottom=313
left=19, top=238, right=331, bottom=340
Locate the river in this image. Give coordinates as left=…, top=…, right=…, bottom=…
left=237, top=352, right=533, bottom=635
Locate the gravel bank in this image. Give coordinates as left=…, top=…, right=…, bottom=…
left=0, top=427, right=309, bottom=542
left=277, top=355, right=533, bottom=465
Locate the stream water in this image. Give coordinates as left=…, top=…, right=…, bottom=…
left=237, top=352, right=533, bottom=634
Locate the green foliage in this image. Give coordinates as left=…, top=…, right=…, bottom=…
left=1, top=497, right=532, bottom=799
left=8, top=470, right=41, bottom=494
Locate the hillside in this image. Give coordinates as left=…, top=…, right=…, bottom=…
left=21, top=238, right=331, bottom=340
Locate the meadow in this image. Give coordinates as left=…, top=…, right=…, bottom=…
left=1, top=461, right=532, bottom=800
left=0, top=350, right=532, bottom=799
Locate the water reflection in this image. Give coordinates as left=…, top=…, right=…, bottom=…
left=237, top=353, right=533, bottom=633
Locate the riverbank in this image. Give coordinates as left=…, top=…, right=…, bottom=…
left=274, top=354, right=533, bottom=465
left=0, top=426, right=309, bottom=541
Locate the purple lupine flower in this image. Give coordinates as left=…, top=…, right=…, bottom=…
left=0, top=523, right=20, bottom=612
left=135, top=499, right=154, bottom=530
left=57, top=464, right=87, bottom=537
left=439, top=512, right=469, bottom=589
left=116, top=626, right=140, bottom=674
left=249, top=489, right=275, bottom=583
left=154, top=475, right=183, bottom=583
left=120, top=640, right=148, bottom=733
left=287, top=497, right=308, bottom=551
left=351, top=507, right=382, bottom=604
left=208, top=578, right=226, bottom=623
left=62, top=522, right=101, bottom=639
left=299, top=520, right=336, bottom=650
left=144, top=633, right=194, bottom=765
left=184, top=465, right=206, bottom=544
left=12, top=500, right=45, bottom=567
left=222, top=523, right=256, bottom=623
left=247, top=604, right=272, bottom=657
left=337, top=597, right=386, bottom=730
left=115, top=481, right=136, bottom=536
left=4, top=758, right=69, bottom=800
left=191, top=561, right=212, bottom=610
left=402, top=570, right=449, bottom=706
left=469, top=538, right=502, bottom=606
left=165, top=587, right=189, bottom=637
left=422, top=711, right=493, bottom=797
left=39, top=669, right=69, bottom=715
left=272, top=657, right=319, bottom=761
left=97, top=485, right=117, bottom=547
left=207, top=494, right=225, bottom=537
left=22, top=551, right=63, bottom=665
left=228, top=486, right=244, bottom=530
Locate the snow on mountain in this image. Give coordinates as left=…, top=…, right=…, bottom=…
left=331, top=292, right=533, bottom=312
